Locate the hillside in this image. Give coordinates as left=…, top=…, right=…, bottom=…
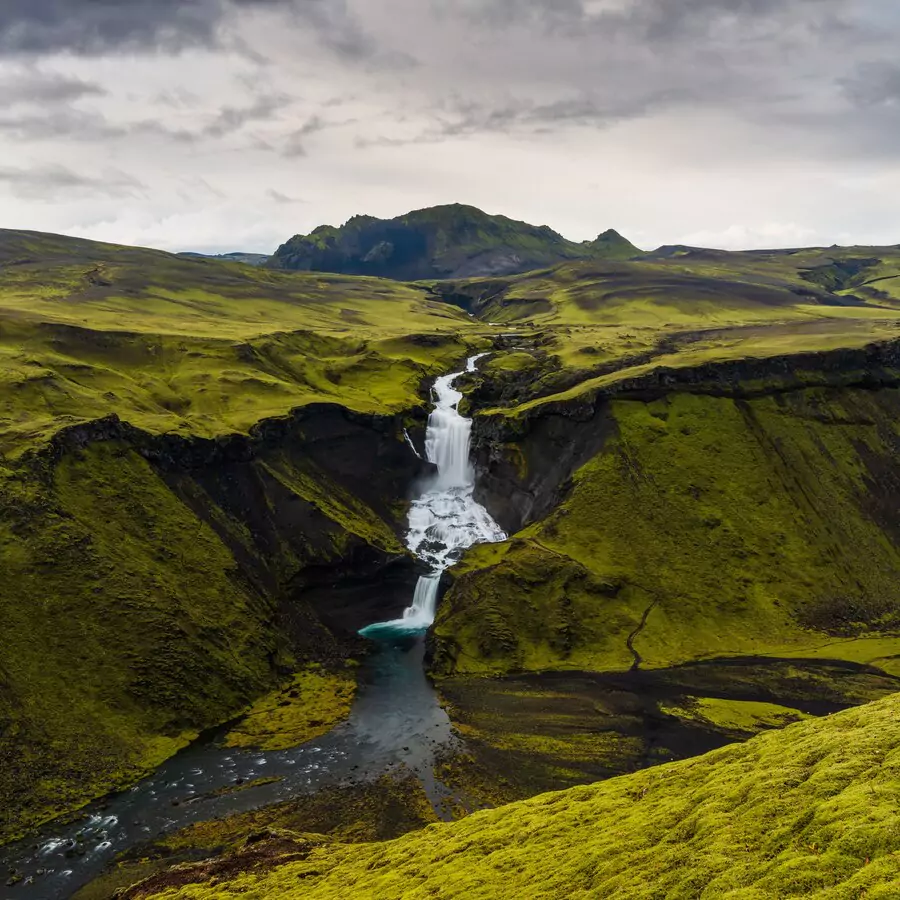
left=0, top=228, right=480, bottom=456
left=177, top=252, right=270, bottom=266
left=0, top=228, right=489, bottom=842
left=268, top=204, right=644, bottom=280
left=416, top=244, right=900, bottom=804
left=5, top=226, right=900, bottom=896
left=130, top=691, right=900, bottom=899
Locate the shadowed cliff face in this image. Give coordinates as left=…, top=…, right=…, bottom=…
left=469, top=338, right=900, bottom=534
left=0, top=405, right=428, bottom=843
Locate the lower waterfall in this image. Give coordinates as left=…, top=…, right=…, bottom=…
left=360, top=354, right=507, bottom=637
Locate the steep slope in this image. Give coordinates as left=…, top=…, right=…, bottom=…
left=584, top=228, right=643, bottom=260
left=133, top=692, right=900, bottom=899
left=0, top=408, right=423, bottom=843
left=268, top=205, right=641, bottom=280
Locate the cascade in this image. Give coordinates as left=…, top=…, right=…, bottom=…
left=360, top=355, right=507, bottom=637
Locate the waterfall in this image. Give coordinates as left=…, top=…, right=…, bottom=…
left=360, top=354, right=507, bottom=638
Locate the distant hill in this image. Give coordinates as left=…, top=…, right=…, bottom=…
left=585, top=228, right=644, bottom=260
left=178, top=251, right=270, bottom=266
left=268, top=204, right=644, bottom=280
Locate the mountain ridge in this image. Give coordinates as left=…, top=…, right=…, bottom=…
left=267, top=203, right=645, bottom=280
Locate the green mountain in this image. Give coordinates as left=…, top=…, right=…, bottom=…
left=583, top=227, right=643, bottom=260
left=268, top=204, right=644, bottom=280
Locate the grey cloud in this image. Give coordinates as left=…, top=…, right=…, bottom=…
left=842, top=63, right=900, bottom=108
left=356, top=87, right=699, bottom=149
left=0, top=108, right=129, bottom=141
left=267, top=188, right=303, bottom=203
left=0, top=93, right=291, bottom=145
left=0, top=108, right=195, bottom=143
left=281, top=115, right=328, bottom=157
left=452, top=0, right=845, bottom=41
left=349, top=0, right=892, bottom=159
left=202, top=94, right=292, bottom=138
left=0, top=68, right=105, bottom=107
left=0, top=0, right=225, bottom=54
left=285, top=1, right=375, bottom=61
left=0, top=163, right=143, bottom=200
left=0, top=0, right=375, bottom=62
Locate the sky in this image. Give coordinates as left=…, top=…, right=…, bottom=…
left=0, top=0, right=899, bottom=254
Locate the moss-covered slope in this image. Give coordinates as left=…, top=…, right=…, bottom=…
left=0, top=404, right=421, bottom=843
left=442, top=386, right=900, bottom=677
left=422, top=377, right=900, bottom=805
left=137, top=691, right=900, bottom=899
left=0, top=228, right=487, bottom=843
left=0, top=228, right=486, bottom=457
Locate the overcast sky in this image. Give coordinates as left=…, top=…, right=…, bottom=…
left=0, top=0, right=898, bottom=254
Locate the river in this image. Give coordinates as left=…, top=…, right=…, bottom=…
left=1, top=354, right=506, bottom=899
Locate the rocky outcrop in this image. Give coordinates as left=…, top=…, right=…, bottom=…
left=38, top=403, right=434, bottom=642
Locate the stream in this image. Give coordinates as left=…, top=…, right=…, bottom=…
left=1, top=354, right=507, bottom=899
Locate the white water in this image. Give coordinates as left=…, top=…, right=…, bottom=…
left=361, top=355, right=507, bottom=637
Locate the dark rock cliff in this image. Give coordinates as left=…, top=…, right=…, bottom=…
left=37, top=403, right=433, bottom=645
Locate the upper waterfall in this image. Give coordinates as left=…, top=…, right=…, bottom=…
left=360, top=354, right=507, bottom=638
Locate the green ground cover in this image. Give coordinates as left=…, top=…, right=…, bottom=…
left=138, top=692, right=900, bottom=899
left=437, top=389, right=900, bottom=677
left=7, top=224, right=900, bottom=865
left=0, top=229, right=488, bottom=456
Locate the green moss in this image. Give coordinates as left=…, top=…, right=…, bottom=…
left=161, top=774, right=438, bottom=854
left=223, top=668, right=356, bottom=752
left=139, top=693, right=900, bottom=899
left=262, top=454, right=404, bottom=557
left=0, top=443, right=283, bottom=842
left=0, top=230, right=488, bottom=457
left=659, top=697, right=811, bottom=735
left=437, top=389, right=900, bottom=678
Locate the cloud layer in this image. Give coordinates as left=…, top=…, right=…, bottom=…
left=0, top=0, right=898, bottom=252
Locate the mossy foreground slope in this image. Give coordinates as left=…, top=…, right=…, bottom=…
left=140, top=693, right=900, bottom=899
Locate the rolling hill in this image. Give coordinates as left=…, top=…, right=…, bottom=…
left=4, top=224, right=900, bottom=897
